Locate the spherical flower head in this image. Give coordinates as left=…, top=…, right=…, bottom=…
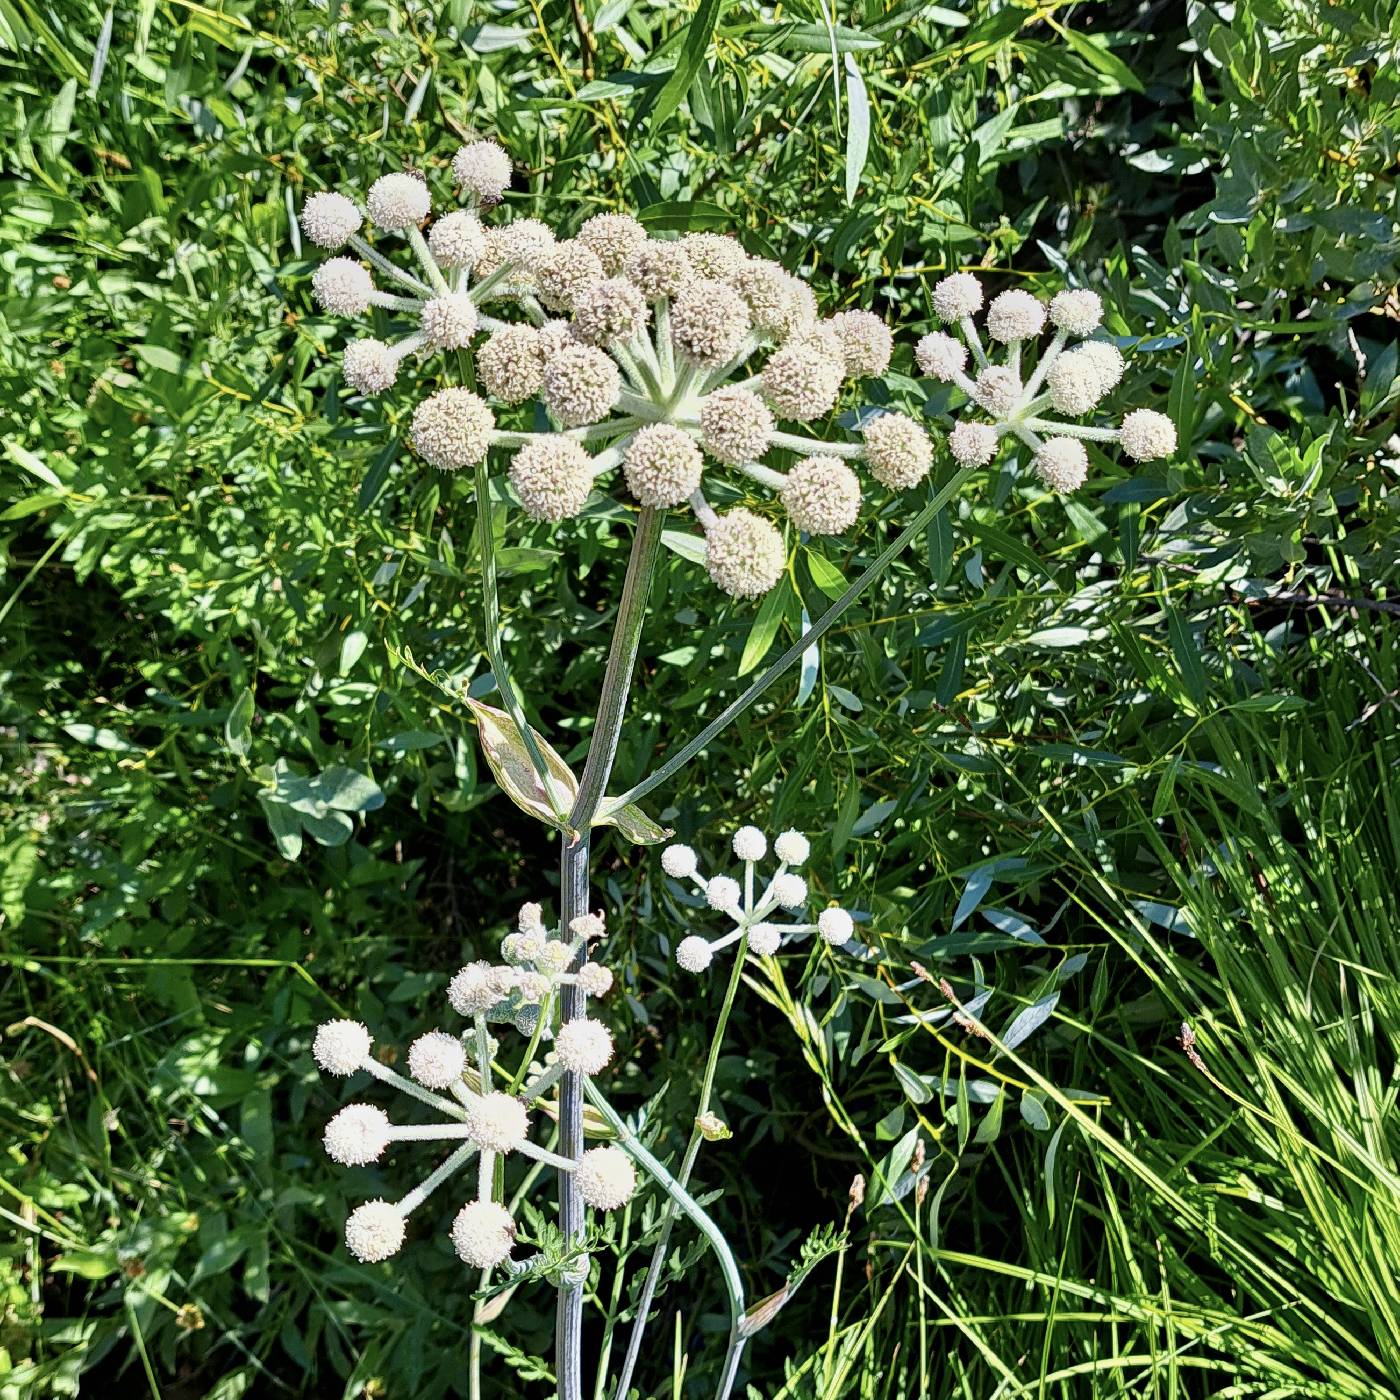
left=510, top=435, right=594, bottom=522
left=452, top=139, right=512, bottom=202
left=477, top=219, right=557, bottom=290
left=517, top=901, right=545, bottom=935
left=671, top=279, right=752, bottom=367
left=781, top=456, right=861, bottom=536
left=1076, top=340, right=1125, bottom=393
left=428, top=210, right=486, bottom=270
left=1119, top=409, right=1178, bottom=462
left=681, top=232, right=749, bottom=280
left=517, top=969, right=550, bottom=1001
left=537, top=940, right=575, bottom=975
left=972, top=366, right=1021, bottom=417
left=699, top=387, right=773, bottom=466
left=465, top=1091, right=530, bottom=1154
left=323, top=1104, right=391, bottom=1166
left=704, top=508, right=786, bottom=598
left=732, top=826, right=767, bottom=862
left=571, top=276, right=649, bottom=347
left=676, top=935, right=714, bottom=973
left=985, top=289, right=1046, bottom=344
left=948, top=421, right=999, bottom=468
left=542, top=344, right=621, bottom=427
left=345, top=1200, right=405, bottom=1262
left=661, top=843, right=698, bottom=879
left=771, top=872, right=808, bottom=910
left=538, top=319, right=574, bottom=358
left=366, top=172, right=430, bottom=232
left=747, top=923, right=781, bottom=957
left=313, top=1019, right=372, bottom=1075
left=312, top=257, right=374, bottom=316
left=706, top=874, right=742, bottom=912
left=554, top=1018, right=614, bottom=1076
left=931, top=271, right=983, bottom=323
left=411, top=388, right=494, bottom=471
left=623, top=424, right=703, bottom=508
left=785, top=321, right=844, bottom=363
left=1046, top=351, right=1110, bottom=416
left=730, top=260, right=807, bottom=339
left=915, top=331, right=968, bottom=382
left=577, top=961, right=614, bottom=997
left=1049, top=288, right=1103, bottom=338
left=761, top=343, right=843, bottom=422
left=1034, top=437, right=1089, bottom=493
left=479, top=324, right=545, bottom=404
left=571, top=912, right=607, bottom=943
left=419, top=293, right=479, bottom=352
left=300, top=191, right=362, bottom=250
left=536, top=240, right=606, bottom=313
left=343, top=339, right=398, bottom=395
left=828, top=310, right=893, bottom=379
left=577, top=1145, right=637, bottom=1210
left=774, top=829, right=809, bottom=865
left=862, top=412, right=933, bottom=490
left=577, top=212, right=648, bottom=275
left=626, top=240, right=693, bottom=301
left=515, top=930, right=548, bottom=963
left=449, top=961, right=501, bottom=1016
left=451, top=1200, right=515, bottom=1268
left=817, top=907, right=855, bottom=945
left=408, top=1030, right=467, bottom=1089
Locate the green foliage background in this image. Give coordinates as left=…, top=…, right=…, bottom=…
left=2, top=0, right=1398, bottom=1395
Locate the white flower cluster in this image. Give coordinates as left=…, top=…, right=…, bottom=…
left=915, top=272, right=1178, bottom=493
left=309, top=900, right=632, bottom=1273
left=658, top=826, right=856, bottom=974
left=300, top=139, right=936, bottom=601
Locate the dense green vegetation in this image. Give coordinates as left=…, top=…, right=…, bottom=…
left=2, top=0, right=1397, bottom=1395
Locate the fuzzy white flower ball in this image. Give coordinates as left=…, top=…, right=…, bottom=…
left=477, top=219, right=557, bottom=288
left=510, top=436, right=594, bottom=522
left=342, top=339, right=398, bottom=395
left=785, top=322, right=844, bottom=364
left=700, top=877, right=736, bottom=914
left=781, top=456, right=861, bottom=536
left=862, top=412, right=933, bottom=490
left=704, top=508, right=786, bottom=598
left=661, top=844, right=698, bottom=879
left=671, top=279, right=752, bottom=367
left=986, top=289, right=1047, bottom=343
left=571, top=912, right=607, bottom=943
left=538, top=319, right=574, bottom=358
left=313, top=1020, right=372, bottom=1075
left=300, top=191, right=363, bottom=250
left=577, top=212, right=648, bottom=275
left=817, top=908, right=854, bottom=945
left=1049, top=288, right=1103, bottom=338
left=554, top=1018, right=615, bottom=1076
left=681, top=232, right=749, bottom=280
left=1076, top=340, right=1126, bottom=393
left=761, top=343, right=843, bottom=422
left=732, top=826, right=767, bottom=862
left=914, top=331, right=968, bottom=382
left=419, top=293, right=479, bottom=352
left=479, top=324, right=546, bottom=404
left=539, top=940, right=576, bottom=975
left=1046, top=351, right=1110, bottom=416
left=518, top=969, right=550, bottom=1001
left=542, top=344, right=621, bottom=427
left=448, top=961, right=501, bottom=1017
left=577, top=961, right=614, bottom=997
left=730, top=260, right=808, bottom=339
left=514, top=900, right=545, bottom=932
left=323, top=1104, right=391, bottom=1166
left=626, top=240, right=693, bottom=301
left=536, top=240, right=606, bottom=313
left=623, top=424, right=703, bottom=508
left=828, top=310, right=893, bottom=379
left=428, top=210, right=486, bottom=270
left=451, top=1200, right=515, bottom=1268
left=773, top=829, right=809, bottom=864
left=515, top=930, right=547, bottom=963
left=676, top=935, right=714, bottom=973
left=572, top=276, right=649, bottom=347
left=771, top=873, right=808, bottom=909
left=699, top=387, right=773, bottom=465
left=465, top=1092, right=530, bottom=1153
left=577, top=1146, right=636, bottom=1210
left=1118, top=409, right=1178, bottom=461
left=948, top=421, right=999, bottom=468
left=747, top=923, right=781, bottom=956
left=452, top=140, right=512, bottom=202
left=366, top=172, right=430, bottom=232
left=312, top=257, right=373, bottom=316
left=345, top=1200, right=405, bottom=1262
left=972, top=366, right=1022, bottom=417
left=408, top=1031, right=467, bottom=1089
left=1034, top=437, right=1089, bottom=493
left=411, top=388, right=494, bottom=471
left=931, top=271, right=983, bottom=323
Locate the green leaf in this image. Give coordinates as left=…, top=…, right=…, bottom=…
left=224, top=687, right=254, bottom=759
left=466, top=698, right=578, bottom=830
left=595, top=801, right=672, bottom=846
left=843, top=56, right=870, bottom=204
left=738, top=581, right=788, bottom=676
left=1057, top=26, right=1144, bottom=93
left=648, top=0, right=726, bottom=133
